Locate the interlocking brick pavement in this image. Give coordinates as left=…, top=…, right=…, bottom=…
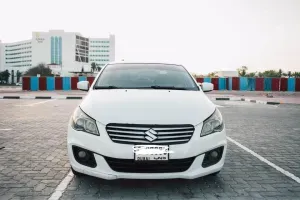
left=0, top=99, right=81, bottom=200
left=0, top=99, right=300, bottom=200
left=218, top=102, right=300, bottom=178
left=60, top=142, right=300, bottom=200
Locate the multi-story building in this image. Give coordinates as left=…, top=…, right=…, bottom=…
left=89, top=36, right=115, bottom=68
left=0, top=40, right=2, bottom=72
left=0, top=30, right=115, bottom=81
left=0, top=39, right=32, bottom=73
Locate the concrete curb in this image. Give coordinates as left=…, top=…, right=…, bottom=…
left=211, top=97, right=281, bottom=105
left=240, top=98, right=281, bottom=105
left=0, top=96, right=291, bottom=105
left=0, top=96, right=83, bottom=100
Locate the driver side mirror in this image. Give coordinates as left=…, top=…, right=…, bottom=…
left=198, top=82, right=214, bottom=92
left=77, top=81, right=89, bottom=91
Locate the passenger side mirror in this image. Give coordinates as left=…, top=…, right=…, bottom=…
left=198, top=82, right=214, bottom=92
left=77, top=81, right=89, bottom=91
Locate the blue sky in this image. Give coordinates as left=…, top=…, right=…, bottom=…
left=0, top=0, right=300, bottom=74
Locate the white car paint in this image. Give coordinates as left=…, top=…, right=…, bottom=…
left=199, top=82, right=214, bottom=92
left=77, top=81, right=89, bottom=91
left=67, top=62, right=227, bottom=180
left=80, top=90, right=215, bottom=125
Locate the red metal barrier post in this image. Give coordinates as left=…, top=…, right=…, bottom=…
left=55, top=77, right=63, bottom=90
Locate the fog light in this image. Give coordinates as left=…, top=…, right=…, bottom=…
left=78, top=151, right=87, bottom=159
left=72, top=146, right=97, bottom=168
left=210, top=151, right=218, bottom=158
left=202, top=146, right=224, bottom=168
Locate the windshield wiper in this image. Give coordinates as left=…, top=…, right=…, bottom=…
left=94, top=85, right=189, bottom=90
left=150, top=86, right=188, bottom=90
left=94, top=86, right=120, bottom=89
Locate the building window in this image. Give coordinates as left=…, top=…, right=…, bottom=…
left=51, top=37, right=55, bottom=63
left=59, top=37, right=62, bottom=64
left=51, top=36, right=62, bottom=65
left=75, top=35, right=89, bottom=63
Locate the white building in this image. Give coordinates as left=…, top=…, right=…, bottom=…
left=0, top=30, right=115, bottom=80
left=0, top=40, right=2, bottom=71
left=215, top=70, right=239, bottom=77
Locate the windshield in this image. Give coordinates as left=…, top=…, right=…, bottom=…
left=94, top=63, right=199, bottom=91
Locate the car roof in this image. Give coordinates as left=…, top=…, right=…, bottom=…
left=107, top=61, right=183, bottom=66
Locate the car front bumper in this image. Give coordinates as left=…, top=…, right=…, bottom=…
left=67, top=121, right=227, bottom=180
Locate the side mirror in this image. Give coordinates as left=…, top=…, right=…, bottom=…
left=199, top=82, right=214, bottom=92
left=77, top=81, right=89, bottom=91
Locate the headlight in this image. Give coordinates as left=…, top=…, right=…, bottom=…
left=71, top=107, right=99, bottom=136
left=201, top=108, right=224, bottom=137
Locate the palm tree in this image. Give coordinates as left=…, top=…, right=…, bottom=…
left=3, top=70, right=11, bottom=84
left=292, top=72, right=300, bottom=78
left=238, top=66, right=248, bottom=77
left=16, top=70, right=22, bottom=83
left=11, top=70, right=15, bottom=84
left=278, top=69, right=282, bottom=77
left=207, top=72, right=216, bottom=77
left=91, top=62, right=96, bottom=72
left=246, top=72, right=256, bottom=77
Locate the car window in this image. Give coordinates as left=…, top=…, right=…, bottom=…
left=94, top=63, right=199, bottom=90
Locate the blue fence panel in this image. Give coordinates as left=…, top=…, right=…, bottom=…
left=247, top=78, right=256, bottom=91
left=239, top=77, right=248, bottom=91
left=78, top=76, right=87, bottom=82
left=63, top=77, right=71, bottom=90
left=264, top=78, right=272, bottom=91
left=228, top=77, right=232, bottom=90
left=46, top=77, right=55, bottom=91
left=204, top=77, right=211, bottom=83
left=288, top=78, right=295, bottom=92
left=218, top=78, right=226, bottom=90
left=30, top=77, right=39, bottom=91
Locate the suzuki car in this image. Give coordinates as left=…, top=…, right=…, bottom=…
left=67, top=62, right=227, bottom=180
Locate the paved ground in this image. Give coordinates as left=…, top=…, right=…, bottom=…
left=1, top=89, right=299, bottom=104
left=210, top=91, right=300, bottom=104
left=0, top=99, right=300, bottom=200
left=0, top=99, right=77, bottom=200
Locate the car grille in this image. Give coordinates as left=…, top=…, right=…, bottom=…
left=106, top=123, right=195, bottom=145
left=104, top=156, right=195, bottom=173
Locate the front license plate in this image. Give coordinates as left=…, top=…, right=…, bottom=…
left=134, top=145, right=169, bottom=161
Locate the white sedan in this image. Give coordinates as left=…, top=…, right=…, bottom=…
left=67, top=62, right=226, bottom=180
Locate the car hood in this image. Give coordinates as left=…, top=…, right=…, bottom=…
left=80, top=89, right=216, bottom=125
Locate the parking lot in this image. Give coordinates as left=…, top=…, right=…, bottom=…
left=0, top=98, right=300, bottom=200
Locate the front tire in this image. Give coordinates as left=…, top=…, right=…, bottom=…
left=71, top=167, right=84, bottom=177
left=209, top=171, right=221, bottom=176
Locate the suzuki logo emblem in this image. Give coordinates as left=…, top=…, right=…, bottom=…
left=145, top=129, right=158, bottom=142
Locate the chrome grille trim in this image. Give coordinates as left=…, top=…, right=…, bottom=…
left=106, top=126, right=149, bottom=131
left=106, top=130, right=146, bottom=135
left=109, top=134, right=145, bottom=139
left=106, top=123, right=195, bottom=145
left=157, top=135, right=192, bottom=139
left=155, top=130, right=193, bottom=134
left=111, top=138, right=190, bottom=144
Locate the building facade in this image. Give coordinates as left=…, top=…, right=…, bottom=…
left=0, top=40, right=2, bottom=72
left=0, top=39, right=32, bottom=73
left=0, top=30, right=115, bottom=81
left=216, top=70, right=239, bottom=77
